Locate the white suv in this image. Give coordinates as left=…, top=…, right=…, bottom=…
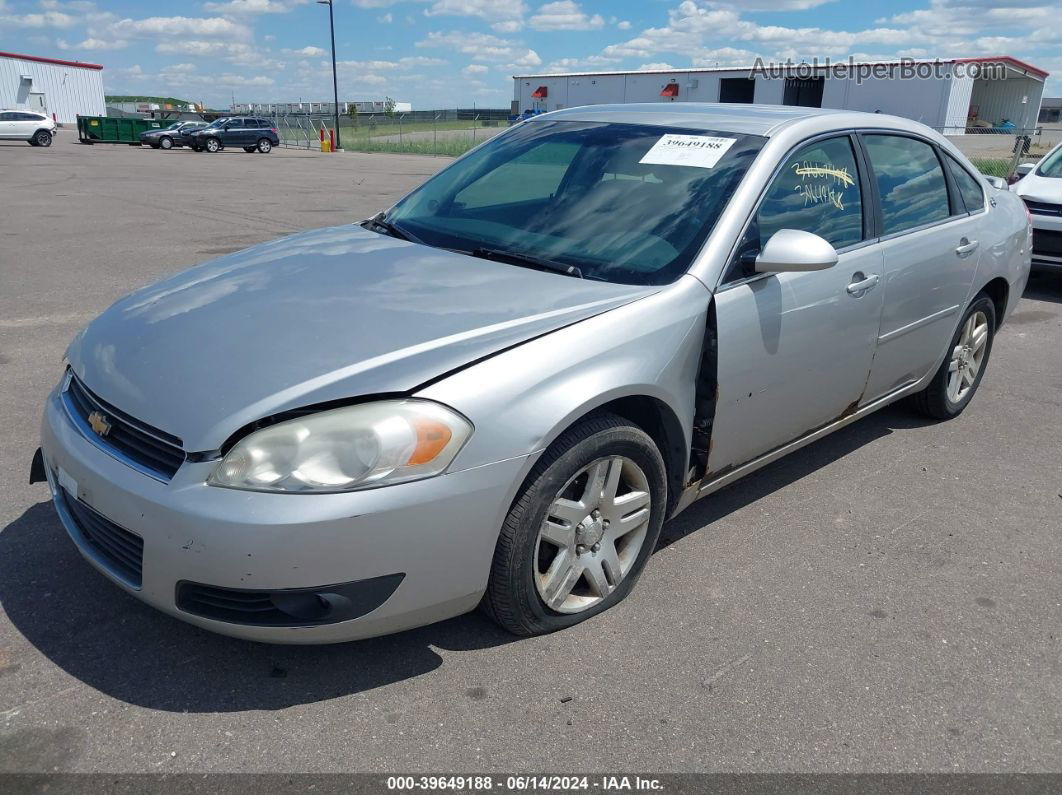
left=0, top=110, right=58, bottom=147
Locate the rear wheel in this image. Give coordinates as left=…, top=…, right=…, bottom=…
left=204, top=137, right=221, bottom=153
left=159, top=136, right=173, bottom=150
left=909, top=295, right=996, bottom=420
left=482, top=413, right=666, bottom=636
left=256, top=138, right=272, bottom=154
left=33, top=130, right=52, bottom=147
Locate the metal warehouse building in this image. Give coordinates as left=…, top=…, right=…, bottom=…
left=514, top=56, right=1048, bottom=134
left=0, top=51, right=106, bottom=124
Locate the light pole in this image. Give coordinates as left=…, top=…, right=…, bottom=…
left=317, top=0, right=341, bottom=150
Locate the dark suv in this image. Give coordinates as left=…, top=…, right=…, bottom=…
left=190, top=118, right=279, bottom=154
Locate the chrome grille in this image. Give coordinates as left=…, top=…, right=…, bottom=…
left=62, top=371, right=185, bottom=481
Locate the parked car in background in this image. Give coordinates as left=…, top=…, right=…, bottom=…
left=34, top=105, right=1030, bottom=644
left=139, top=121, right=208, bottom=150
left=0, top=110, right=57, bottom=147
left=1012, top=141, right=1062, bottom=272
left=189, top=117, right=279, bottom=153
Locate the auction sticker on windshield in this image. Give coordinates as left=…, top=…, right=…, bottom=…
left=639, top=134, right=737, bottom=169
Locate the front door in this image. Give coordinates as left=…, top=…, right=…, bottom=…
left=859, top=134, right=981, bottom=401
left=708, top=134, right=885, bottom=473
left=0, top=112, right=16, bottom=139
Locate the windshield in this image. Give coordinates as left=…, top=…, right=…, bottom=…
left=205, top=118, right=227, bottom=129
left=1037, top=145, right=1062, bottom=178
left=386, top=120, right=765, bottom=285
left=164, top=122, right=183, bottom=130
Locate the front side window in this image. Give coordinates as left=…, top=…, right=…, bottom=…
left=944, top=153, right=985, bottom=213
left=387, top=120, right=765, bottom=285
left=864, top=134, right=950, bottom=235
left=746, top=136, right=864, bottom=254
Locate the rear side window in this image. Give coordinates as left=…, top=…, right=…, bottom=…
left=944, top=153, right=985, bottom=213
left=750, top=135, right=865, bottom=251
left=863, top=134, right=950, bottom=235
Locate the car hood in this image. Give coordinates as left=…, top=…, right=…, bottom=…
left=67, top=225, right=656, bottom=451
left=1014, top=171, right=1062, bottom=203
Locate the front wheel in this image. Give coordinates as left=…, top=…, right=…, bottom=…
left=204, top=137, right=221, bottom=153
left=34, top=130, right=52, bottom=147
left=909, top=295, right=996, bottom=420
left=256, top=138, right=272, bottom=153
left=482, top=413, right=667, bottom=636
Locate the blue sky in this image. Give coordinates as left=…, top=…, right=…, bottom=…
left=1, top=0, right=1059, bottom=108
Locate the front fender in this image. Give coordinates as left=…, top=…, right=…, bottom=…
left=418, top=275, right=710, bottom=482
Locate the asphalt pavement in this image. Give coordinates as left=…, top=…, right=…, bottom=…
left=1, top=137, right=1060, bottom=774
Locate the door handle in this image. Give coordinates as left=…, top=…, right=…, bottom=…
left=955, top=238, right=979, bottom=257
left=846, top=273, right=880, bottom=295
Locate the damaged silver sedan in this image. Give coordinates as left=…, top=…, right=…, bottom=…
left=35, top=104, right=1031, bottom=642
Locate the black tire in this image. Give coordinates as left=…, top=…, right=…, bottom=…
left=482, top=412, right=667, bottom=636
left=28, top=138, right=38, bottom=146
left=159, top=136, right=173, bottom=150
left=204, top=137, right=221, bottom=153
left=191, top=144, right=201, bottom=151
left=243, top=146, right=256, bottom=153
left=150, top=143, right=160, bottom=149
left=256, top=138, right=272, bottom=154
left=33, top=130, right=52, bottom=147
left=909, top=294, right=996, bottom=420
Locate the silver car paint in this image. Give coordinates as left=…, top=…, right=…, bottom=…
left=41, top=104, right=1031, bottom=643
left=65, top=225, right=655, bottom=451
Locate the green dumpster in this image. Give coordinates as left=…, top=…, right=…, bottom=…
left=77, top=115, right=170, bottom=145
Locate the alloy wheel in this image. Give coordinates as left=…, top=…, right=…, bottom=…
left=534, top=456, right=652, bottom=614
left=947, top=310, right=989, bottom=403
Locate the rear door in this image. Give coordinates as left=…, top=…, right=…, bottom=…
left=860, top=133, right=981, bottom=401
left=708, top=134, right=886, bottom=473
left=0, top=112, right=16, bottom=139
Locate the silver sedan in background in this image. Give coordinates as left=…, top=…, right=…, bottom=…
left=33, top=104, right=1031, bottom=643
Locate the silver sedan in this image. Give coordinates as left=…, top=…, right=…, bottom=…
left=34, top=104, right=1032, bottom=642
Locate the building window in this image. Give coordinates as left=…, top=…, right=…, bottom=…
left=719, top=78, right=755, bottom=104
left=783, top=77, right=824, bottom=108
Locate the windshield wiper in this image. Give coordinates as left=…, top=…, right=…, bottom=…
left=363, top=212, right=423, bottom=244
left=470, top=247, right=583, bottom=279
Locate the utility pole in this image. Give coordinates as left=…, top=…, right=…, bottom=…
left=317, top=0, right=341, bottom=150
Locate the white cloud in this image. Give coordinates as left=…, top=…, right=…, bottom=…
left=507, top=48, right=541, bottom=68
left=0, top=10, right=77, bottom=28
left=416, top=30, right=521, bottom=61
left=285, top=45, right=327, bottom=56
left=57, top=36, right=127, bottom=50
left=378, top=12, right=393, bottom=22
left=529, top=1, right=604, bottom=31
left=546, top=54, right=620, bottom=71
left=111, top=16, right=251, bottom=40
left=617, top=20, right=631, bottom=30
left=203, top=0, right=309, bottom=13
left=638, top=62, right=674, bottom=71
left=424, top=0, right=526, bottom=27
left=462, top=63, right=489, bottom=74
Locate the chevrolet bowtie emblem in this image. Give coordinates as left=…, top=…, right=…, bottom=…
left=87, top=410, right=112, bottom=437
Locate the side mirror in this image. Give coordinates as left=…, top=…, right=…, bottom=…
left=1014, top=162, right=1035, bottom=178
left=984, top=175, right=1007, bottom=190
left=753, top=229, right=838, bottom=273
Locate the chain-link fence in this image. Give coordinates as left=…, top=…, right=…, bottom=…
left=270, top=108, right=512, bottom=156
left=940, top=125, right=1062, bottom=180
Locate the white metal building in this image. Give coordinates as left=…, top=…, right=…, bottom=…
left=233, top=100, right=413, bottom=115
left=514, top=56, right=1049, bottom=134
left=0, top=51, right=106, bottom=124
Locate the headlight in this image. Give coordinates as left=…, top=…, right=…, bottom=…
left=208, top=400, right=472, bottom=493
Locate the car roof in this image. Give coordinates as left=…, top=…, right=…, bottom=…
left=534, top=103, right=936, bottom=138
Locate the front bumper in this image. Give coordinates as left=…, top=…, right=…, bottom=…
left=1030, top=208, right=1062, bottom=271
left=40, top=386, right=529, bottom=643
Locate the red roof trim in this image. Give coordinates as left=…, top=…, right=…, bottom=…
left=953, top=55, right=1048, bottom=79
left=0, top=51, right=104, bottom=71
